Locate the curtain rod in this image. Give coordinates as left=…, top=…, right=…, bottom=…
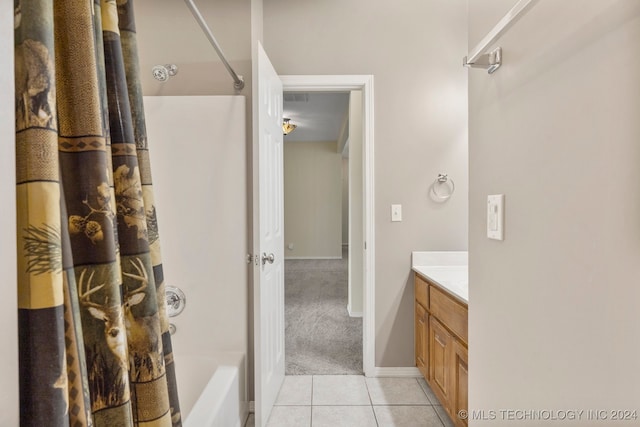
left=463, top=0, right=540, bottom=74
left=183, top=0, right=245, bottom=90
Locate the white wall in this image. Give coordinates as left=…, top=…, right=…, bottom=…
left=348, top=92, right=364, bottom=317
left=341, top=157, right=349, bottom=246
left=264, top=0, right=468, bottom=366
left=144, top=96, right=248, bottom=357
left=0, top=3, right=18, bottom=424
left=284, top=141, right=342, bottom=259
left=469, top=0, right=640, bottom=423
left=135, top=0, right=252, bottom=97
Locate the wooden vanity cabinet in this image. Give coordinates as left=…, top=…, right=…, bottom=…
left=415, top=303, right=428, bottom=378
left=414, top=275, right=429, bottom=378
left=415, top=273, right=468, bottom=427
left=451, top=339, right=469, bottom=427
left=429, top=316, right=452, bottom=408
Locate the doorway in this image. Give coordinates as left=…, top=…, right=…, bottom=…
left=282, top=91, right=360, bottom=374
left=280, top=75, right=375, bottom=377
left=251, top=67, right=375, bottom=427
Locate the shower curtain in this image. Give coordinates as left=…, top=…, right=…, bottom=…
left=15, top=0, right=181, bottom=425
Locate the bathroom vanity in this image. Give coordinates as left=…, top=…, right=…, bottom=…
left=412, top=252, right=468, bottom=427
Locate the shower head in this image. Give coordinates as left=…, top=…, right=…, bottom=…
left=152, top=64, right=178, bottom=82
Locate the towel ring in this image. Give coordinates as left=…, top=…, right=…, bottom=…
left=431, top=174, right=455, bottom=201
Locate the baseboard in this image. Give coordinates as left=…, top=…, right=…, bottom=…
left=240, top=400, right=249, bottom=422
left=368, top=367, right=422, bottom=377
left=284, top=256, right=342, bottom=260
left=347, top=303, right=363, bottom=318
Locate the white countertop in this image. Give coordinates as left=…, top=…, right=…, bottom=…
left=412, top=251, right=468, bottom=303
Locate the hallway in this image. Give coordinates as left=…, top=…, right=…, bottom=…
left=284, top=249, right=362, bottom=375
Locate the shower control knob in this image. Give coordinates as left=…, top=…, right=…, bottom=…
left=261, top=252, right=275, bottom=265
left=165, top=286, right=186, bottom=317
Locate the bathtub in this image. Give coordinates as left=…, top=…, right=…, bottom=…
left=174, top=351, right=247, bottom=427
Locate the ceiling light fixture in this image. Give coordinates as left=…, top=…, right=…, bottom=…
left=282, top=118, right=297, bottom=135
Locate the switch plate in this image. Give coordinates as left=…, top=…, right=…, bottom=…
left=391, top=204, right=402, bottom=222
left=487, top=194, right=504, bottom=240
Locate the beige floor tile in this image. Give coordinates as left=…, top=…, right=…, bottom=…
left=434, top=405, right=456, bottom=427
left=312, top=406, right=377, bottom=427
left=417, top=377, right=441, bottom=405
left=365, top=377, right=430, bottom=405
left=312, top=375, right=371, bottom=405
left=267, top=406, right=312, bottom=427
left=374, top=405, right=444, bottom=427
left=275, top=375, right=313, bottom=406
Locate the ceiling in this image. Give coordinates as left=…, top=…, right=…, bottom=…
left=283, top=92, right=350, bottom=143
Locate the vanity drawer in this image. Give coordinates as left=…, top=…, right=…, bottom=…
left=429, top=285, right=468, bottom=345
left=415, top=274, right=429, bottom=309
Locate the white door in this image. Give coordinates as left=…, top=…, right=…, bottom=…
left=253, top=42, right=285, bottom=427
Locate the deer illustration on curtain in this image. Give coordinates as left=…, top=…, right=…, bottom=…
left=15, top=0, right=181, bottom=426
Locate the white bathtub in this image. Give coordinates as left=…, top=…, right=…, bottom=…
left=174, top=352, right=247, bottom=427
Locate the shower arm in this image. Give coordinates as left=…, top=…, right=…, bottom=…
left=183, top=0, right=245, bottom=91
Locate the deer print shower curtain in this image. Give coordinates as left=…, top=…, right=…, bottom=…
left=15, top=1, right=181, bottom=426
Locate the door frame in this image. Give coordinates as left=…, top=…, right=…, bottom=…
left=280, top=75, right=375, bottom=376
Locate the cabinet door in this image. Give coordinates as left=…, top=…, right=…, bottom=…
left=415, top=275, right=429, bottom=308
left=415, top=303, right=428, bottom=378
left=451, top=339, right=468, bottom=427
left=429, top=316, right=452, bottom=409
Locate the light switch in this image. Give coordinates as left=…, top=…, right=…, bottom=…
left=391, top=204, right=402, bottom=222
left=487, top=195, right=504, bottom=240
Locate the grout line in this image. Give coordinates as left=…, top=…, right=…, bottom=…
left=363, top=376, right=380, bottom=426
left=371, top=404, right=380, bottom=427
left=312, top=404, right=379, bottom=407
left=370, top=403, right=435, bottom=407
left=363, top=376, right=374, bottom=406
left=417, top=376, right=440, bottom=406
left=372, top=409, right=379, bottom=426
left=432, top=405, right=448, bottom=427
left=310, top=375, right=314, bottom=426
left=415, top=376, right=434, bottom=404
left=275, top=403, right=315, bottom=406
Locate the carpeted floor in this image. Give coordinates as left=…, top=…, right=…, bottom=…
left=285, top=251, right=363, bottom=375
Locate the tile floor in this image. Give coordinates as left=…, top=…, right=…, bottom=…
left=244, top=375, right=455, bottom=427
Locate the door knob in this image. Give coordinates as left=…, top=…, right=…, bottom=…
left=262, top=252, right=275, bottom=265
